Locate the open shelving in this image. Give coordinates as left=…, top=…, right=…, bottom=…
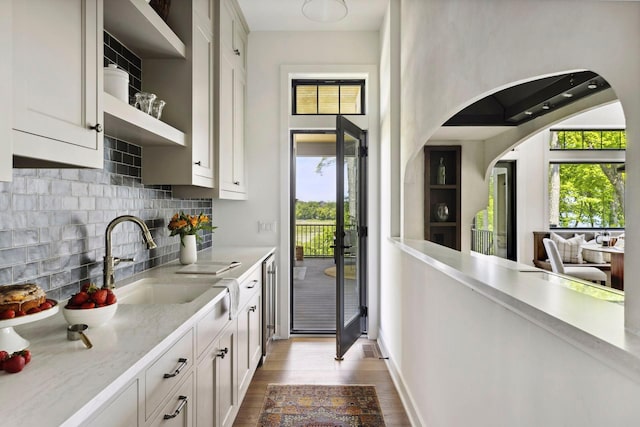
left=424, top=145, right=461, bottom=250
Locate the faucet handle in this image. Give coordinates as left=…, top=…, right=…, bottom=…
left=114, top=257, right=135, bottom=266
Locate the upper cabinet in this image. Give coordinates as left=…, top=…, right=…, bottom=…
left=11, top=0, right=104, bottom=169
left=213, top=0, right=248, bottom=199
left=0, top=1, right=12, bottom=182
left=140, top=0, right=249, bottom=200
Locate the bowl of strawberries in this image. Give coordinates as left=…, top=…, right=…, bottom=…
left=63, top=284, right=118, bottom=328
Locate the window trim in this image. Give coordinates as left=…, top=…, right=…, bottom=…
left=292, top=79, right=366, bottom=116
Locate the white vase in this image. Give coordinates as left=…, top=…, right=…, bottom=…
left=180, top=234, right=197, bottom=265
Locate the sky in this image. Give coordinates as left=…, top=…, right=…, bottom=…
left=296, top=157, right=336, bottom=202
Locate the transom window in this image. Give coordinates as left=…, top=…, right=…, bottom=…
left=550, top=129, right=626, bottom=150
left=292, top=79, right=365, bottom=115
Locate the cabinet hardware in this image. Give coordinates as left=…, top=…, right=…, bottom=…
left=233, top=181, right=240, bottom=185
left=194, top=161, right=201, bottom=166
left=163, top=395, right=188, bottom=420
left=249, top=305, right=257, bottom=312
left=246, top=280, right=258, bottom=289
left=163, top=357, right=188, bottom=378
left=216, top=347, right=229, bottom=359
left=234, top=48, right=241, bottom=56
left=89, top=123, right=103, bottom=133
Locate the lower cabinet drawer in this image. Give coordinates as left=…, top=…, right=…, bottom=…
left=196, top=294, right=231, bottom=358
left=84, top=379, right=139, bottom=427
left=145, top=329, right=194, bottom=420
left=148, top=371, right=194, bottom=427
left=238, top=264, right=261, bottom=309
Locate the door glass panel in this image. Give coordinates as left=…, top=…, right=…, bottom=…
left=342, top=132, right=359, bottom=327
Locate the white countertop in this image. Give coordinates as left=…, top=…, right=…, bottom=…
left=0, top=246, right=275, bottom=427
left=391, top=238, right=640, bottom=382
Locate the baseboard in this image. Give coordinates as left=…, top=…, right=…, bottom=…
left=377, top=332, right=425, bottom=427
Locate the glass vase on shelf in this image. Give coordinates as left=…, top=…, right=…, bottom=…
left=437, top=157, right=446, bottom=185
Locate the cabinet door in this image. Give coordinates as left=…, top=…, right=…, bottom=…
left=195, top=325, right=236, bottom=427
left=233, top=19, right=247, bottom=73
left=217, top=326, right=236, bottom=427
left=149, top=372, right=194, bottom=427
left=218, top=52, right=235, bottom=193
left=232, top=70, right=246, bottom=193
left=0, top=0, right=11, bottom=182
left=84, top=379, right=139, bottom=427
left=12, top=0, right=103, bottom=168
left=192, top=19, right=214, bottom=182
left=238, top=292, right=261, bottom=400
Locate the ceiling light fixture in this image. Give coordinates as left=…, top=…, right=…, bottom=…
left=524, top=111, right=533, bottom=116
left=302, top=0, right=348, bottom=23
left=587, top=81, right=598, bottom=89
left=562, top=93, right=573, bottom=98
left=542, top=103, right=551, bottom=110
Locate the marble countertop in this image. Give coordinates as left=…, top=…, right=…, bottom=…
left=0, top=246, right=275, bottom=427
left=391, top=238, right=640, bottom=382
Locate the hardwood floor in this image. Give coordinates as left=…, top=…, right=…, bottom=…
left=234, top=337, right=412, bottom=426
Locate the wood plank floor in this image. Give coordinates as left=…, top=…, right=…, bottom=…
left=234, top=337, right=412, bottom=426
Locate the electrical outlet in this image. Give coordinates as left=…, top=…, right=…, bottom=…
left=258, top=221, right=277, bottom=233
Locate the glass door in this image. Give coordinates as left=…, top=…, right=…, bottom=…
left=335, top=115, right=367, bottom=360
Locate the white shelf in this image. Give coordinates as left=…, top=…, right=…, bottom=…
left=104, top=0, right=186, bottom=59
left=103, top=92, right=186, bottom=147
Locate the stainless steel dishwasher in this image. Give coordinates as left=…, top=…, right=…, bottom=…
left=261, top=254, right=276, bottom=364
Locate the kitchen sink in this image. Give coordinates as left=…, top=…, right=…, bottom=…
left=116, top=277, right=220, bottom=304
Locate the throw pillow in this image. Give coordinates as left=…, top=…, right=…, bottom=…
left=550, top=232, right=584, bottom=264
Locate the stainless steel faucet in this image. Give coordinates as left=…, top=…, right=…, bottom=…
left=103, top=215, right=157, bottom=289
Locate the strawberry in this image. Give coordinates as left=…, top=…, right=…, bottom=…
left=27, top=307, right=41, bottom=314
left=0, top=350, right=9, bottom=370
left=15, top=310, right=26, bottom=317
left=71, top=291, right=89, bottom=305
left=92, top=289, right=108, bottom=305
left=39, top=301, right=53, bottom=310
left=0, top=309, right=15, bottom=320
left=81, top=302, right=96, bottom=309
left=3, top=354, right=25, bottom=373
left=106, top=292, right=117, bottom=305
left=15, top=349, right=31, bottom=365
left=81, top=283, right=91, bottom=292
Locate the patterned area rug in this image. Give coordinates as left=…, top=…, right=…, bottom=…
left=257, top=384, right=386, bottom=427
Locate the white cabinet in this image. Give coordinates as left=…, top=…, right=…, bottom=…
left=196, top=324, right=237, bottom=427
left=84, top=379, right=139, bottom=427
left=142, top=3, right=215, bottom=188
left=215, top=0, right=248, bottom=199
left=148, top=372, right=194, bottom=427
left=0, top=0, right=11, bottom=182
left=237, top=292, right=261, bottom=401
left=11, top=0, right=103, bottom=169
left=173, top=0, right=248, bottom=200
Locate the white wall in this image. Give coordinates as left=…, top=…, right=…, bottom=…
left=214, top=31, right=380, bottom=339
left=379, top=0, right=640, bottom=424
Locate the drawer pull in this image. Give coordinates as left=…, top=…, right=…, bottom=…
left=163, top=358, right=188, bottom=379
left=233, top=181, right=240, bottom=185
left=163, top=395, right=188, bottom=420
left=246, top=280, right=258, bottom=289
left=234, top=48, right=241, bottom=56
left=216, top=347, right=229, bottom=359
left=249, top=305, right=257, bottom=312
left=194, top=161, right=202, bottom=166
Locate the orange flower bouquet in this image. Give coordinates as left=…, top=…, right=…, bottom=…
left=168, top=211, right=216, bottom=245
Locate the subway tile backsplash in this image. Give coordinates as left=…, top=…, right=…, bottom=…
left=0, top=34, right=214, bottom=301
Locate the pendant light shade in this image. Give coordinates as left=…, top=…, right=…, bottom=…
left=302, top=0, right=348, bottom=23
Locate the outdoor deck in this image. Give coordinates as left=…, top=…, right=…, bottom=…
left=292, top=257, right=359, bottom=331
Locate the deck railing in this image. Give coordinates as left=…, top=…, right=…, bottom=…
left=471, top=228, right=494, bottom=255
left=295, top=223, right=357, bottom=258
